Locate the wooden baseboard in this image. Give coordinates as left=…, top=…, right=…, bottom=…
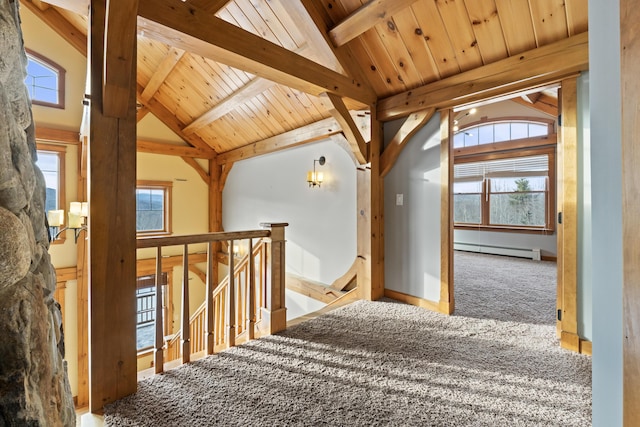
left=384, top=289, right=451, bottom=315
left=541, top=255, right=558, bottom=262
left=579, top=339, right=592, bottom=356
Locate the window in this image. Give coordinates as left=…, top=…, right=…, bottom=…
left=453, top=118, right=556, bottom=232
left=136, top=273, right=168, bottom=351
left=453, top=120, right=552, bottom=149
left=454, top=152, right=555, bottom=231
left=25, top=49, right=65, bottom=109
left=36, top=143, right=66, bottom=227
left=136, top=181, right=172, bottom=235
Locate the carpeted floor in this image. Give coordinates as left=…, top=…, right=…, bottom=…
left=104, top=252, right=591, bottom=426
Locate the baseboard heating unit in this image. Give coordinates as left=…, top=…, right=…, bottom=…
left=454, top=242, right=541, bottom=261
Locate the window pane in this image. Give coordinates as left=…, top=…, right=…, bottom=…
left=463, top=130, right=479, bottom=147
left=136, top=286, right=156, bottom=350
left=511, top=122, right=528, bottom=140
left=25, top=55, right=59, bottom=104
left=494, top=123, right=510, bottom=142
left=489, top=193, right=546, bottom=226
left=490, top=177, right=546, bottom=193
left=137, top=210, right=164, bottom=231
left=36, top=151, right=59, bottom=212
left=529, top=123, right=548, bottom=137
left=150, top=189, right=164, bottom=210
left=453, top=132, right=465, bottom=148
left=454, top=181, right=482, bottom=193
left=454, top=195, right=482, bottom=223
left=478, top=125, right=494, bottom=145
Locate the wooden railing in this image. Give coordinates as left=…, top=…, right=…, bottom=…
left=136, top=223, right=288, bottom=374
left=164, top=239, right=268, bottom=361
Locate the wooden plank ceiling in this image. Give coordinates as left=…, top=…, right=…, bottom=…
left=22, top=0, right=588, bottom=157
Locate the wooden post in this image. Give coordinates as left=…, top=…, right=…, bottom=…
left=205, top=242, right=215, bottom=355
left=154, top=247, right=164, bottom=373
left=439, top=109, right=454, bottom=314
left=88, top=0, right=138, bottom=412
left=76, top=136, right=89, bottom=407
left=227, top=239, right=236, bottom=347
left=258, top=223, right=288, bottom=335
left=559, top=78, right=580, bottom=352
left=181, top=245, right=190, bottom=363
left=621, top=0, right=640, bottom=422
left=247, top=238, right=255, bottom=340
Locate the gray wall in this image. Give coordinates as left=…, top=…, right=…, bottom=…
left=223, top=138, right=357, bottom=285
left=454, top=229, right=557, bottom=257
left=589, top=0, right=624, bottom=424
left=384, top=114, right=442, bottom=301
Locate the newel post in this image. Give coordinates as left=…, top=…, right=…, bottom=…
left=259, top=222, right=288, bottom=335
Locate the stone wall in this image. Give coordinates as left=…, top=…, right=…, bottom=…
left=0, top=0, right=75, bottom=425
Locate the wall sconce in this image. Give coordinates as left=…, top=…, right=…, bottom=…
left=307, top=156, right=325, bottom=188
left=48, top=201, right=88, bottom=243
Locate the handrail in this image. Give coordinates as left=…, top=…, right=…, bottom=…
left=136, top=229, right=270, bottom=248
left=137, top=223, right=287, bottom=375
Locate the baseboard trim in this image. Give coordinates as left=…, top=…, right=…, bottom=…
left=384, top=289, right=451, bottom=315
left=579, top=339, right=592, bottom=356
left=541, top=255, right=558, bottom=262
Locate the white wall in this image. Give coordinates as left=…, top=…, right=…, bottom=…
left=384, top=115, right=442, bottom=301
left=223, top=138, right=357, bottom=286
left=589, top=0, right=624, bottom=424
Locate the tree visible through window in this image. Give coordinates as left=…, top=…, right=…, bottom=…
left=136, top=181, right=172, bottom=234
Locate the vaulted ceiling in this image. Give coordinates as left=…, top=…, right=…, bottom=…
left=21, top=0, right=588, bottom=162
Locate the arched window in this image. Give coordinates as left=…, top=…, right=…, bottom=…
left=24, top=49, right=65, bottom=109
left=453, top=119, right=552, bottom=149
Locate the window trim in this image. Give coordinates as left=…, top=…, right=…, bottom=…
left=37, top=142, right=67, bottom=244
left=136, top=180, right=173, bottom=236
left=25, top=49, right=66, bottom=109
left=453, top=141, right=556, bottom=234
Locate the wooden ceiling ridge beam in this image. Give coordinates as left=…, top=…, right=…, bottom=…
left=377, top=32, right=590, bottom=121
left=136, top=139, right=215, bottom=158
left=140, top=47, right=186, bottom=103
left=296, top=0, right=373, bottom=103
left=102, top=0, right=139, bottom=118
left=328, top=0, right=421, bottom=48
left=380, top=108, right=435, bottom=178
left=321, top=92, right=368, bottom=164
left=136, top=0, right=376, bottom=105
left=20, top=0, right=87, bottom=56
left=216, top=116, right=342, bottom=164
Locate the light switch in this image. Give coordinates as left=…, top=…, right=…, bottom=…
left=396, top=194, right=403, bottom=206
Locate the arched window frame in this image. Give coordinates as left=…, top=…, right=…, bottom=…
left=25, top=49, right=66, bottom=109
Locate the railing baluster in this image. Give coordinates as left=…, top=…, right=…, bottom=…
left=205, top=242, right=215, bottom=355
left=247, top=238, right=255, bottom=339
left=227, top=239, right=236, bottom=347
left=181, top=244, right=190, bottom=363
left=154, top=246, right=164, bottom=374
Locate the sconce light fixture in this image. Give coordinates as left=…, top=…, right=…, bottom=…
left=307, top=156, right=325, bottom=188
left=48, top=201, right=88, bottom=243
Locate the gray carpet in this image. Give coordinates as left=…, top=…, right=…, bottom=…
left=104, top=252, right=591, bottom=426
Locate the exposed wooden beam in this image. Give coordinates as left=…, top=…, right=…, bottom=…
left=20, top=0, right=87, bottom=56
left=219, top=162, right=233, bottom=191
left=136, top=85, right=212, bottom=151
left=320, top=92, right=368, bottom=164
left=512, top=93, right=558, bottom=117
left=186, top=0, right=228, bottom=13
left=102, top=0, right=139, bottom=117
left=328, top=0, right=420, bottom=48
left=380, top=108, right=434, bottom=177
left=329, top=259, right=358, bottom=291
left=182, top=77, right=275, bottom=135
left=55, top=266, right=78, bottom=283
left=136, top=139, right=215, bottom=158
left=35, top=126, right=80, bottom=144
left=217, top=117, right=342, bottom=164
left=188, top=265, right=206, bottom=284
left=181, top=157, right=209, bottom=183
left=377, top=32, right=589, bottom=121
left=136, top=0, right=376, bottom=105
left=286, top=273, right=345, bottom=304
left=140, top=47, right=185, bottom=103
